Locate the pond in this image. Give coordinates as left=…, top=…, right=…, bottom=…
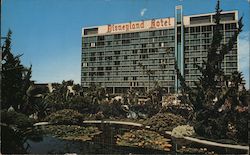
left=1, top=124, right=171, bottom=154
left=2, top=124, right=247, bottom=154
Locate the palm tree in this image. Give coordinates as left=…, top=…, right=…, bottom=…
left=146, top=69, right=155, bottom=91
left=138, top=62, right=155, bottom=92
left=138, top=62, right=146, bottom=93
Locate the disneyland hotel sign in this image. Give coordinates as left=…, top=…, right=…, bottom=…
left=107, top=18, right=172, bottom=33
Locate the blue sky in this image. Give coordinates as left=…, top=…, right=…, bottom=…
left=2, top=0, right=250, bottom=88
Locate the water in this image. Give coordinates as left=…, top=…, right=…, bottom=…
left=2, top=124, right=247, bottom=154
left=24, top=124, right=169, bottom=154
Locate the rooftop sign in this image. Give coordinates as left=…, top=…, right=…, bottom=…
left=97, top=17, right=174, bottom=34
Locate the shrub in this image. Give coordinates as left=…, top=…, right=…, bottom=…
left=100, top=100, right=127, bottom=119
left=131, top=101, right=162, bottom=118
left=143, top=113, right=186, bottom=132
left=171, top=125, right=195, bottom=138
left=44, top=109, right=84, bottom=125
left=1, top=110, right=35, bottom=128
left=116, top=129, right=172, bottom=151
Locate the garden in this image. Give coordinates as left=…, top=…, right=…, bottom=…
left=1, top=0, right=249, bottom=154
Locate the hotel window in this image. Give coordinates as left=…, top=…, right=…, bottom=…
left=106, top=67, right=112, bottom=70
left=149, top=31, right=155, bottom=36
left=114, top=61, right=120, bottom=65
left=90, top=57, right=96, bottom=61
left=90, top=42, right=96, bottom=47
left=114, top=51, right=120, bottom=55
left=97, top=36, right=104, bottom=41
left=195, top=27, right=200, bottom=32
left=162, top=30, right=167, bottom=35
left=114, top=34, right=121, bottom=40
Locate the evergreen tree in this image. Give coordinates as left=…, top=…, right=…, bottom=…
left=175, top=0, right=248, bottom=142
left=1, top=30, right=32, bottom=111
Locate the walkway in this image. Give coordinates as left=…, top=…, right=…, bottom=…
left=83, top=120, right=149, bottom=127
left=165, top=131, right=249, bottom=152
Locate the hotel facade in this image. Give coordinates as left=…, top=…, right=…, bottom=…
left=81, top=6, right=238, bottom=94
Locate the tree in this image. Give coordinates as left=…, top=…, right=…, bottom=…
left=138, top=62, right=155, bottom=92
left=175, top=0, right=247, bottom=142
left=146, top=69, right=155, bottom=91
left=1, top=30, right=32, bottom=111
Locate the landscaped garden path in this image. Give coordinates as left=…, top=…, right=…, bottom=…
left=34, top=120, right=249, bottom=154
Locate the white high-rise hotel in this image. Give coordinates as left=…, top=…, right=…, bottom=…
left=81, top=6, right=238, bottom=93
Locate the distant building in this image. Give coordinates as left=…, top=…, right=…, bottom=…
left=81, top=6, right=238, bottom=94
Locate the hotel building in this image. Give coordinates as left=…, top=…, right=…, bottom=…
left=81, top=6, right=238, bottom=94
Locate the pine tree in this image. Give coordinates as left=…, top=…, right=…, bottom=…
left=175, top=0, right=247, bottom=142
left=2, top=30, right=32, bottom=111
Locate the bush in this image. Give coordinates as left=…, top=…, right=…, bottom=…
left=131, top=101, right=162, bottom=117
left=1, top=110, right=35, bottom=128
left=171, top=125, right=195, bottom=138
left=144, top=113, right=186, bottom=132
left=235, top=110, right=248, bottom=143
left=100, top=100, right=127, bottom=119
left=44, top=109, right=84, bottom=125
left=67, top=96, right=99, bottom=114
left=116, top=129, right=172, bottom=151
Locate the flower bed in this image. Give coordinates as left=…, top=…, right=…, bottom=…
left=143, top=113, right=186, bottom=132
left=37, top=125, right=102, bottom=141
left=116, top=129, right=172, bottom=151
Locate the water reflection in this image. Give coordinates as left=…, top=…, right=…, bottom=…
left=24, top=124, right=168, bottom=154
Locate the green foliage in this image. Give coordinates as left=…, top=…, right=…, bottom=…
left=37, top=125, right=102, bottom=142
left=1, top=110, right=35, bottom=128
left=144, top=113, right=186, bottom=132
left=100, top=100, right=127, bottom=118
left=44, top=109, right=84, bottom=125
left=116, top=129, right=172, bottom=151
left=128, top=83, right=166, bottom=118
left=1, top=30, right=32, bottom=111
left=138, top=62, right=156, bottom=91
left=67, top=95, right=99, bottom=114
left=1, top=126, right=28, bottom=154
left=175, top=0, right=247, bottom=143
left=33, top=97, right=49, bottom=119
left=171, top=125, right=195, bottom=138
left=131, top=101, right=161, bottom=118
left=44, top=81, right=73, bottom=105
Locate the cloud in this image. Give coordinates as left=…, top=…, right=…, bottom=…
left=239, top=31, right=250, bottom=89
left=140, top=8, right=147, bottom=17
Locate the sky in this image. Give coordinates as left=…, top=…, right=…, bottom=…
left=2, top=0, right=250, bottom=88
